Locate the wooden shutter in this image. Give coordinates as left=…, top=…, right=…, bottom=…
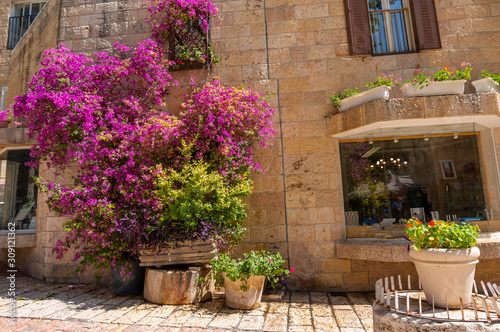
left=344, top=0, right=372, bottom=55
left=411, top=0, right=441, bottom=50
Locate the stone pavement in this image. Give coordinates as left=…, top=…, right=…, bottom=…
left=0, top=269, right=374, bottom=331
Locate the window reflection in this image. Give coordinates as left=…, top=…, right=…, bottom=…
left=340, top=131, right=488, bottom=238
left=0, top=149, right=38, bottom=231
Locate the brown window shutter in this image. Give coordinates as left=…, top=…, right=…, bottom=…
left=411, top=0, right=441, bottom=50
left=344, top=0, right=371, bottom=55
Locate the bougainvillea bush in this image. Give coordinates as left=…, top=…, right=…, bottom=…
left=4, top=38, right=275, bottom=278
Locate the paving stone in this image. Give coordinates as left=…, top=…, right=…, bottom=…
left=289, top=307, right=312, bottom=325
left=159, top=309, right=193, bottom=327
left=290, top=291, right=310, bottom=303
left=237, top=315, right=265, bottom=330
left=136, top=315, right=166, bottom=326
left=263, top=313, right=287, bottom=331
left=182, top=316, right=212, bottom=328
left=207, top=312, right=242, bottom=329
left=347, top=292, right=371, bottom=305
left=289, top=326, right=315, bottom=331
left=268, top=302, right=289, bottom=314
left=314, top=316, right=341, bottom=331
left=310, top=292, right=329, bottom=303
left=149, top=305, right=176, bottom=317
left=311, top=303, right=333, bottom=317
left=334, top=309, right=364, bottom=328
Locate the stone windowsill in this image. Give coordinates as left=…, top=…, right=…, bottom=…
left=0, top=232, right=36, bottom=248
left=336, top=234, right=500, bottom=262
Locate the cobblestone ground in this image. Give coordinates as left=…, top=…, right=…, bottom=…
left=0, top=269, right=374, bottom=331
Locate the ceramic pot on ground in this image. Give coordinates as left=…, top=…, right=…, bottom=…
left=111, top=259, right=146, bottom=296
left=409, top=247, right=480, bottom=309
left=223, top=273, right=265, bottom=309
left=401, top=80, right=466, bottom=97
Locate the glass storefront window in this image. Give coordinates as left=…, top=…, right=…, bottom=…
left=340, top=123, right=499, bottom=238
left=0, top=148, right=38, bottom=231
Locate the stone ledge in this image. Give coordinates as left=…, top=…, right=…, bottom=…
left=0, top=233, right=36, bottom=248
left=326, top=92, right=500, bottom=136
left=336, top=236, right=500, bottom=262
left=0, top=128, right=35, bottom=147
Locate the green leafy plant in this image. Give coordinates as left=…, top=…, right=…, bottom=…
left=154, top=158, right=251, bottom=239
left=404, top=218, right=480, bottom=252
left=405, top=63, right=473, bottom=89
left=480, top=70, right=500, bottom=85
left=330, top=87, right=359, bottom=111
left=365, top=74, right=402, bottom=89
left=172, top=44, right=219, bottom=69
left=210, top=251, right=292, bottom=291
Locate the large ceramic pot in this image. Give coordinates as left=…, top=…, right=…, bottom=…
left=339, top=85, right=391, bottom=112
left=111, top=259, right=146, bottom=296
left=401, top=79, right=466, bottom=97
left=223, top=273, right=265, bottom=309
left=409, top=247, right=480, bottom=309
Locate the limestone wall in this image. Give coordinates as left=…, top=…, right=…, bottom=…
left=2, top=0, right=500, bottom=290
left=0, top=1, right=10, bottom=90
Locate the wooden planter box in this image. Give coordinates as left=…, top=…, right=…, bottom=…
left=139, top=241, right=218, bottom=267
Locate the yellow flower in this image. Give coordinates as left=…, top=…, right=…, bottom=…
left=428, top=237, right=435, bottom=241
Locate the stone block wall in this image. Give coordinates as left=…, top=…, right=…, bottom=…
left=0, top=1, right=10, bottom=90
left=1, top=0, right=500, bottom=291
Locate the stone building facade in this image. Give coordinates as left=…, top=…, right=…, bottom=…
left=0, top=0, right=499, bottom=290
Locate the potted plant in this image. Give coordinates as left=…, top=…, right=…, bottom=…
left=331, top=74, right=401, bottom=113
left=210, top=251, right=291, bottom=309
left=401, top=63, right=472, bottom=97
left=472, top=70, right=500, bottom=93
left=405, top=218, right=480, bottom=308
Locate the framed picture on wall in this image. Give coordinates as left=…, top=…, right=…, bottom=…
left=440, top=160, right=457, bottom=179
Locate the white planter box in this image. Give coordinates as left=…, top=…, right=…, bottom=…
left=401, top=79, right=466, bottom=97
left=471, top=77, right=500, bottom=93
left=338, top=85, right=391, bottom=113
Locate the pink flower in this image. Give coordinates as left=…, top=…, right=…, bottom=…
left=461, top=62, right=467, bottom=67
left=290, top=268, right=295, bottom=273
left=268, top=258, right=272, bottom=262
left=415, top=69, right=422, bottom=73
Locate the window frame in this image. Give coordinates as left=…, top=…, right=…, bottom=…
left=344, top=0, right=441, bottom=56
left=0, top=146, right=38, bottom=235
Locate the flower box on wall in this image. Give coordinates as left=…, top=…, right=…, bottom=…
left=338, top=86, right=391, bottom=113
left=401, top=79, right=466, bottom=97
left=471, top=77, right=500, bottom=94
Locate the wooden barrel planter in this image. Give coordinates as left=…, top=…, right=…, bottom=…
left=140, top=241, right=217, bottom=305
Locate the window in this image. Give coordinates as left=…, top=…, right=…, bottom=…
left=169, top=19, right=213, bottom=70
left=344, top=0, right=441, bottom=55
left=0, top=148, right=38, bottom=232
left=7, top=2, right=46, bottom=50
left=367, top=0, right=415, bottom=54
left=339, top=123, right=500, bottom=238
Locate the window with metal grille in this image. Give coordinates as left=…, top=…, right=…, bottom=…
left=7, top=2, right=46, bottom=50
left=367, top=0, right=416, bottom=54
left=169, top=19, right=213, bottom=70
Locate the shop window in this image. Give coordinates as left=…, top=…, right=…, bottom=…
left=7, top=2, right=46, bottom=50
left=340, top=124, right=499, bottom=239
left=344, top=0, right=440, bottom=55
left=0, top=148, right=38, bottom=232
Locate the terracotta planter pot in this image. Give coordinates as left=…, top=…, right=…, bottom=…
left=0, top=121, right=10, bottom=128
left=339, top=85, right=391, bottom=113
left=472, top=77, right=500, bottom=93
left=409, top=247, right=480, bottom=309
left=401, top=79, right=466, bottom=97
left=223, top=273, right=265, bottom=309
